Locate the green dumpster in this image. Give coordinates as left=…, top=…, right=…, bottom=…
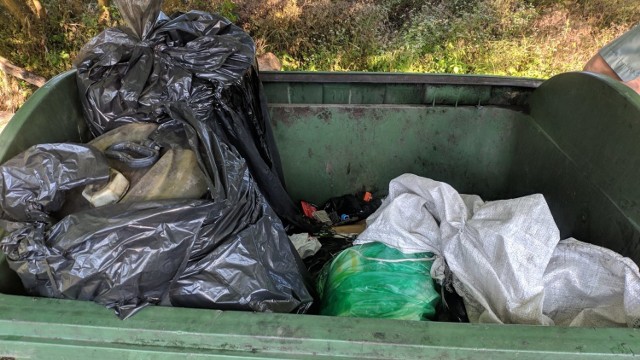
left=0, top=70, right=638, bottom=359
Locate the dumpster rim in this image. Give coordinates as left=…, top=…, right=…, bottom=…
left=259, top=71, right=543, bottom=88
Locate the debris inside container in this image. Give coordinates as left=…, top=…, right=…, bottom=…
left=0, top=0, right=313, bottom=319
left=289, top=233, right=322, bottom=259
left=309, top=192, right=382, bottom=226
left=76, top=0, right=309, bottom=231
left=0, top=0, right=638, bottom=330
left=354, top=173, right=640, bottom=327
left=303, top=233, right=356, bottom=282
left=302, top=174, right=640, bottom=327
left=317, top=242, right=441, bottom=321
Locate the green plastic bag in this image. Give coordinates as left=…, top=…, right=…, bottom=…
left=317, top=242, right=441, bottom=320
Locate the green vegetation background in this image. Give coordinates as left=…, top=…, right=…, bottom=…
left=0, top=0, right=638, bottom=111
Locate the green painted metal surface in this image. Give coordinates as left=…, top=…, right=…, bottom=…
left=259, top=71, right=540, bottom=107
left=270, top=105, right=523, bottom=204
left=0, top=70, right=638, bottom=358
left=531, top=72, right=640, bottom=213
left=0, top=294, right=638, bottom=359
left=0, top=70, right=89, bottom=161
left=526, top=72, right=640, bottom=262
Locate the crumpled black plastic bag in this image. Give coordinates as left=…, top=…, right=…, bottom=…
left=0, top=144, right=109, bottom=224
left=75, top=5, right=307, bottom=230
left=0, top=136, right=313, bottom=318
left=1, top=198, right=213, bottom=315
left=0, top=1, right=315, bottom=318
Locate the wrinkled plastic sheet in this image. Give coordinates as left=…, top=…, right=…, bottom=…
left=355, top=173, right=640, bottom=327
left=0, top=0, right=314, bottom=318
left=544, top=238, right=640, bottom=327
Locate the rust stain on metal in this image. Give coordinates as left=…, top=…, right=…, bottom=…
left=318, top=110, right=332, bottom=123
left=271, top=109, right=295, bottom=127
left=348, top=107, right=366, bottom=120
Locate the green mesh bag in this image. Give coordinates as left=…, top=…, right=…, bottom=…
left=317, top=242, right=441, bottom=320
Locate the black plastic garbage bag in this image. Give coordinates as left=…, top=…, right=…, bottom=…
left=0, top=137, right=313, bottom=318
left=0, top=144, right=109, bottom=224
left=0, top=0, right=314, bottom=318
left=163, top=108, right=312, bottom=313
left=75, top=1, right=307, bottom=230
left=2, top=199, right=214, bottom=316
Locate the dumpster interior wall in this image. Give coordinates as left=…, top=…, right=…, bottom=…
left=263, top=74, right=640, bottom=268
left=0, top=72, right=638, bottom=328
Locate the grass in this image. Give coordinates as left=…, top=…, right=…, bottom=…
left=0, top=0, right=638, bottom=111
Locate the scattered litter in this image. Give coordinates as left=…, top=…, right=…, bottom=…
left=300, top=192, right=382, bottom=229
left=303, top=234, right=355, bottom=282
left=331, top=221, right=367, bottom=236
left=322, top=193, right=382, bottom=226
left=313, top=210, right=333, bottom=225
left=301, top=201, right=317, bottom=218
left=289, top=233, right=322, bottom=259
